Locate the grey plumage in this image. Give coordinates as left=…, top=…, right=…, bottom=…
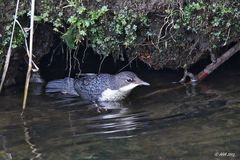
left=45, top=78, right=79, bottom=96
left=74, top=74, right=114, bottom=100
left=45, top=71, right=149, bottom=101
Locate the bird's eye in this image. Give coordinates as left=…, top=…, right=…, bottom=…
left=126, top=78, right=133, bottom=83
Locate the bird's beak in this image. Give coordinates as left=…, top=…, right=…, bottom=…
left=140, top=81, right=150, bottom=86
left=136, top=79, right=150, bottom=86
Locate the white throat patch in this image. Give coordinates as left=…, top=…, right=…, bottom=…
left=98, top=83, right=139, bottom=101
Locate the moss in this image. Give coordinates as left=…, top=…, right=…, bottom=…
left=180, top=1, right=240, bottom=48
left=0, top=0, right=239, bottom=70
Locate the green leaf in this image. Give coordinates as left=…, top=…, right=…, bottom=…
left=62, top=27, right=76, bottom=49
left=77, top=6, right=86, bottom=14
left=100, top=6, right=109, bottom=13
left=34, top=16, right=43, bottom=22
left=79, top=30, right=87, bottom=36
left=68, top=16, right=78, bottom=24
left=84, top=20, right=90, bottom=27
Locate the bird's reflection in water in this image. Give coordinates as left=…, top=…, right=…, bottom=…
left=90, top=101, right=140, bottom=139
left=67, top=100, right=142, bottom=139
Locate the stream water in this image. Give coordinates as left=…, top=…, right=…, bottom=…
left=0, top=69, right=239, bottom=160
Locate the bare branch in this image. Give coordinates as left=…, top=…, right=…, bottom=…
left=22, top=0, right=36, bottom=110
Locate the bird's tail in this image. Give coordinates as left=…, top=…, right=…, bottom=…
left=45, top=78, right=78, bottom=96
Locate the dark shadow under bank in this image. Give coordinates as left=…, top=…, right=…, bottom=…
left=39, top=41, right=240, bottom=83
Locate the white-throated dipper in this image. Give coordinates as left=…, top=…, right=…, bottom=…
left=46, top=71, right=150, bottom=101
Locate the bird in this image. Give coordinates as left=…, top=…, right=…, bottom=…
left=45, top=71, right=150, bottom=101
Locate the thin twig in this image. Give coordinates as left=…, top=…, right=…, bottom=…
left=48, top=42, right=62, bottom=66
left=82, top=40, right=89, bottom=63
left=223, top=28, right=231, bottom=46
left=68, top=48, right=72, bottom=77
left=98, top=55, right=106, bottom=74
left=0, top=0, right=20, bottom=92
left=118, top=55, right=138, bottom=72
left=188, top=38, right=199, bottom=55
left=65, top=46, right=69, bottom=70
left=73, top=46, right=82, bottom=76
left=22, top=0, right=35, bottom=110
left=15, top=20, right=39, bottom=72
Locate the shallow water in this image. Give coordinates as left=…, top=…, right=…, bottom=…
left=0, top=69, right=239, bottom=160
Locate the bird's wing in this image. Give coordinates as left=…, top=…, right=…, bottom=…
left=74, top=74, right=111, bottom=100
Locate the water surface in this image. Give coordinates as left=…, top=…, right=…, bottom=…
left=0, top=70, right=239, bottom=160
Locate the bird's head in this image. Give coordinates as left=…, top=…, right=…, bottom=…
left=114, top=71, right=150, bottom=92
left=98, top=71, right=150, bottom=101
